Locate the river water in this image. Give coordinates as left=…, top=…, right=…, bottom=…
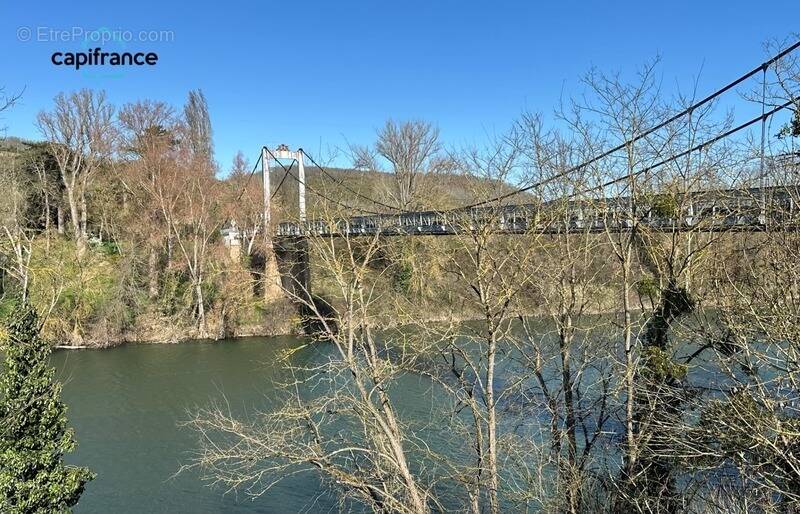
left=48, top=318, right=727, bottom=513
left=52, top=336, right=349, bottom=514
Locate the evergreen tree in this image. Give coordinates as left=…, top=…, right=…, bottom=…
left=0, top=304, right=94, bottom=513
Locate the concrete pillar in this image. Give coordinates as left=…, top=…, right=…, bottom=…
left=274, top=237, right=311, bottom=306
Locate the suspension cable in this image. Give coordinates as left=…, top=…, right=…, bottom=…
left=270, top=158, right=296, bottom=200
left=461, top=40, right=800, bottom=209
left=233, top=150, right=263, bottom=203
left=299, top=148, right=411, bottom=213
left=566, top=99, right=794, bottom=201
left=262, top=146, right=386, bottom=216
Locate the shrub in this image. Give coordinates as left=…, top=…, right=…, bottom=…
left=0, top=304, right=95, bottom=511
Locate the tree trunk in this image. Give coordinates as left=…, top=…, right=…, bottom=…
left=57, top=205, right=64, bottom=235
left=80, top=189, right=88, bottom=241
left=166, top=235, right=173, bottom=268
left=354, top=354, right=427, bottom=514
left=43, top=193, right=51, bottom=252
left=622, top=247, right=636, bottom=475
left=43, top=194, right=50, bottom=234
left=195, top=280, right=207, bottom=337
left=468, top=407, right=484, bottom=514
left=148, top=245, right=159, bottom=299
left=65, top=186, right=86, bottom=255
left=560, top=319, right=579, bottom=514
left=486, top=335, right=500, bottom=514
left=375, top=388, right=428, bottom=514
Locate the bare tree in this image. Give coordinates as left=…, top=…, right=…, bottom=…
left=118, top=99, right=179, bottom=299
left=560, top=62, right=665, bottom=491
left=186, top=207, right=434, bottom=512
left=431, top=135, right=536, bottom=514
left=36, top=90, right=116, bottom=256
left=184, top=89, right=214, bottom=162
left=359, top=120, right=442, bottom=209
left=0, top=156, right=33, bottom=303
left=0, top=85, right=22, bottom=136
left=139, top=134, right=219, bottom=337
left=350, top=143, right=379, bottom=172
left=512, top=116, right=620, bottom=513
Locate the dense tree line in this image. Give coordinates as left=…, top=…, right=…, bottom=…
left=1, top=89, right=297, bottom=344
left=0, top=89, right=490, bottom=345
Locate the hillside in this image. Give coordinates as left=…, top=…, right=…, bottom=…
left=265, top=165, right=536, bottom=219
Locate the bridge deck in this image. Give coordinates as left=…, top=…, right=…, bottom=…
left=274, top=185, right=799, bottom=238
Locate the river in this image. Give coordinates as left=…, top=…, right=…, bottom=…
left=51, top=320, right=702, bottom=513
left=53, top=336, right=349, bottom=513
left=40, top=306, right=741, bottom=514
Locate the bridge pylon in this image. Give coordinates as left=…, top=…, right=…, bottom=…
left=261, top=145, right=314, bottom=322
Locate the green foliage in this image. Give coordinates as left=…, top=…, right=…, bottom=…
left=391, top=261, right=414, bottom=294
left=90, top=240, right=120, bottom=256
left=699, top=392, right=761, bottom=453
left=641, top=346, right=687, bottom=382
left=777, top=107, right=800, bottom=138
left=636, top=276, right=659, bottom=299
left=0, top=296, right=21, bottom=325
left=27, top=239, right=125, bottom=339
left=0, top=304, right=94, bottom=512
left=697, top=390, right=800, bottom=499
left=157, top=270, right=193, bottom=317
left=200, top=280, right=219, bottom=312
left=649, top=194, right=679, bottom=218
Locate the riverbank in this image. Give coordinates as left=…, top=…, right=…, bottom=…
left=50, top=295, right=655, bottom=349
left=52, top=298, right=300, bottom=348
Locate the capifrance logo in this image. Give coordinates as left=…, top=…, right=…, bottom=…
left=51, top=47, right=158, bottom=70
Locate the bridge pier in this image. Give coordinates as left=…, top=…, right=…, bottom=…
left=274, top=237, right=334, bottom=335
left=274, top=237, right=311, bottom=305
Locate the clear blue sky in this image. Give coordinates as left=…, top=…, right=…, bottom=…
left=1, top=0, right=798, bottom=170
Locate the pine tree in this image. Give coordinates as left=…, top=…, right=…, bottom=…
left=0, top=304, right=94, bottom=513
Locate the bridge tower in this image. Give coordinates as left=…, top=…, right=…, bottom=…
left=267, top=144, right=307, bottom=222
left=262, top=145, right=313, bottom=319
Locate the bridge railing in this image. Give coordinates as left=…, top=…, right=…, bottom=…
left=272, top=185, right=800, bottom=238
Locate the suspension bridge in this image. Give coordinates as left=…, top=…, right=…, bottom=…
left=247, top=42, right=799, bottom=240
left=225, top=41, right=800, bottom=309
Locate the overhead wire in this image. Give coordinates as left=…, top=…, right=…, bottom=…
left=460, top=40, right=800, bottom=209
left=299, top=149, right=411, bottom=213
left=566, top=99, right=795, bottom=201
left=262, top=146, right=386, bottom=216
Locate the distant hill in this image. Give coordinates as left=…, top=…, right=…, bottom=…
left=0, top=136, right=37, bottom=158
left=1, top=136, right=534, bottom=215
left=263, top=165, right=535, bottom=217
